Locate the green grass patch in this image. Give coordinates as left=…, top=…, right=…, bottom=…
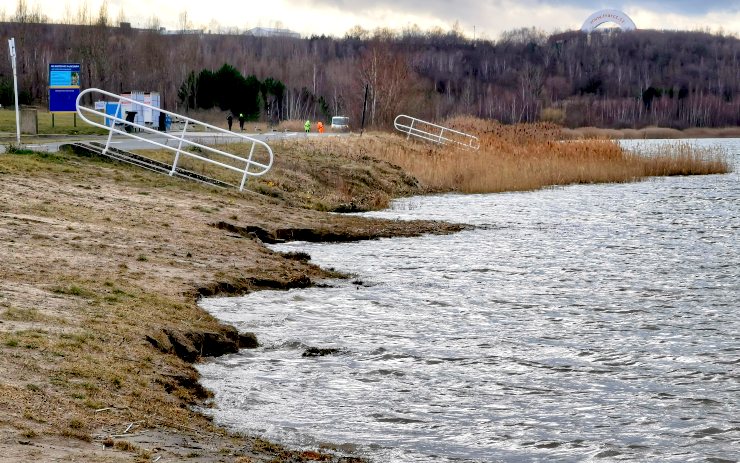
left=52, top=285, right=96, bottom=298
left=1, top=307, right=45, bottom=322
left=4, top=143, right=36, bottom=154
left=0, top=108, right=107, bottom=136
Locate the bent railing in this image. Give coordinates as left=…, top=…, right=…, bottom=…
left=75, top=88, right=273, bottom=191
left=394, top=114, right=480, bottom=150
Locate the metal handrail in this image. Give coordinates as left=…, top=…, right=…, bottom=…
left=75, top=88, right=273, bottom=191
left=394, top=114, right=480, bottom=150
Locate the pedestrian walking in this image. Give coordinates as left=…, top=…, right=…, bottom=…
left=304, top=119, right=311, bottom=133
left=227, top=114, right=233, bottom=131
left=239, top=113, right=245, bottom=131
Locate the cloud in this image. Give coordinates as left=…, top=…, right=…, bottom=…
left=16, top=0, right=740, bottom=37
left=282, top=0, right=740, bottom=37
left=294, top=0, right=736, bottom=17
left=550, top=0, right=737, bottom=15
left=280, top=0, right=590, bottom=36
left=627, top=7, right=740, bottom=32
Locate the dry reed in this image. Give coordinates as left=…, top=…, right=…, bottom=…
left=561, top=125, right=740, bottom=140
left=365, top=117, right=731, bottom=194
left=134, top=117, right=730, bottom=203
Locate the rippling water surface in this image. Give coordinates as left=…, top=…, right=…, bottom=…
left=198, top=139, right=739, bottom=462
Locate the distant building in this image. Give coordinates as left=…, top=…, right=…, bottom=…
left=246, top=27, right=300, bottom=39
left=159, top=27, right=204, bottom=35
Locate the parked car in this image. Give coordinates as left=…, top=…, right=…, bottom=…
left=331, top=116, right=349, bottom=131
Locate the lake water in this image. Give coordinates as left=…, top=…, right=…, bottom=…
left=197, top=139, right=739, bottom=462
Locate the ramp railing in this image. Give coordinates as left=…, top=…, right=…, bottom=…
left=75, top=88, right=273, bottom=191
left=394, top=115, right=480, bottom=150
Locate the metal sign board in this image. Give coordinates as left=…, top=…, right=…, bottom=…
left=49, top=63, right=81, bottom=113
left=49, top=88, right=81, bottom=113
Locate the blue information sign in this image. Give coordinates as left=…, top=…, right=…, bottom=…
left=49, top=63, right=81, bottom=87
left=49, top=63, right=81, bottom=113
left=49, top=88, right=81, bottom=112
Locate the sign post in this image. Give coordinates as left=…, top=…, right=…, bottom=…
left=8, top=38, right=20, bottom=144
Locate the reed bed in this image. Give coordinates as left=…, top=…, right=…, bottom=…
left=562, top=125, right=740, bottom=140
left=365, top=117, right=731, bottom=194
left=134, top=118, right=730, bottom=207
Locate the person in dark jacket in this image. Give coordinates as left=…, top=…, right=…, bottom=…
left=227, top=114, right=233, bottom=131
left=238, top=113, right=245, bottom=131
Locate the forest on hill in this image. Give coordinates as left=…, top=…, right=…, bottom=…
left=0, top=15, right=738, bottom=129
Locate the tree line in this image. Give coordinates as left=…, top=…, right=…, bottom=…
left=177, top=64, right=286, bottom=123
left=0, top=15, right=738, bottom=129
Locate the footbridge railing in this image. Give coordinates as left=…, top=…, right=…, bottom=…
left=75, top=88, right=273, bottom=191
left=394, top=115, right=480, bottom=150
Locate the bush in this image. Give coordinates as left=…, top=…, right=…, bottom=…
left=539, top=107, right=565, bottom=125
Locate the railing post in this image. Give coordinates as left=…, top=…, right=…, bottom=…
left=407, top=118, right=414, bottom=140
left=170, top=122, right=189, bottom=176
left=103, top=101, right=122, bottom=155
left=239, top=142, right=257, bottom=191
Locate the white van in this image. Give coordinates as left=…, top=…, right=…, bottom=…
left=331, top=116, right=349, bottom=131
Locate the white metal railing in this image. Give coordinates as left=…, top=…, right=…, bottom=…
left=394, top=114, right=480, bottom=150
left=75, top=88, right=273, bottom=191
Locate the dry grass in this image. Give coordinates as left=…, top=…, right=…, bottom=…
left=365, top=117, right=731, bottom=193
left=258, top=136, right=423, bottom=211
left=135, top=135, right=423, bottom=212
left=136, top=118, right=730, bottom=203
left=1, top=145, right=461, bottom=460
left=630, top=142, right=730, bottom=176
left=133, top=143, right=271, bottom=187
left=562, top=125, right=740, bottom=140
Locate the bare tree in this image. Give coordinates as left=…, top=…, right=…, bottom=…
left=178, top=10, right=191, bottom=32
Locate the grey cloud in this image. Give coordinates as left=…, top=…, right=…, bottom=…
left=292, top=0, right=739, bottom=37
left=534, top=0, right=737, bottom=15
left=304, top=0, right=736, bottom=17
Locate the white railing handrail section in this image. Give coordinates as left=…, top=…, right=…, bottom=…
left=394, top=114, right=480, bottom=150
left=75, top=88, right=273, bottom=191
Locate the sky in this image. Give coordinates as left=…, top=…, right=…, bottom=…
left=5, top=0, right=740, bottom=38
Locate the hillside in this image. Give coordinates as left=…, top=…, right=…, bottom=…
left=0, top=21, right=738, bottom=130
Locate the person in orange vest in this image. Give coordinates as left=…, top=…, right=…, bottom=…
left=317, top=121, right=324, bottom=133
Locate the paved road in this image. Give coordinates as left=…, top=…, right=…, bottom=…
left=0, top=129, right=347, bottom=154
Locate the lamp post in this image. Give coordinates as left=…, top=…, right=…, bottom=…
left=8, top=38, right=20, bottom=144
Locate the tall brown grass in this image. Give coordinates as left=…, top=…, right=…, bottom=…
left=561, top=125, right=740, bottom=140
left=364, top=117, right=731, bottom=194
left=134, top=117, right=730, bottom=202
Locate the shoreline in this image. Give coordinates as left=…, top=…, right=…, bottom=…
left=0, top=147, right=463, bottom=461
left=0, top=129, right=731, bottom=461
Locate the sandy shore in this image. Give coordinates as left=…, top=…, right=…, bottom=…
left=0, top=146, right=464, bottom=462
